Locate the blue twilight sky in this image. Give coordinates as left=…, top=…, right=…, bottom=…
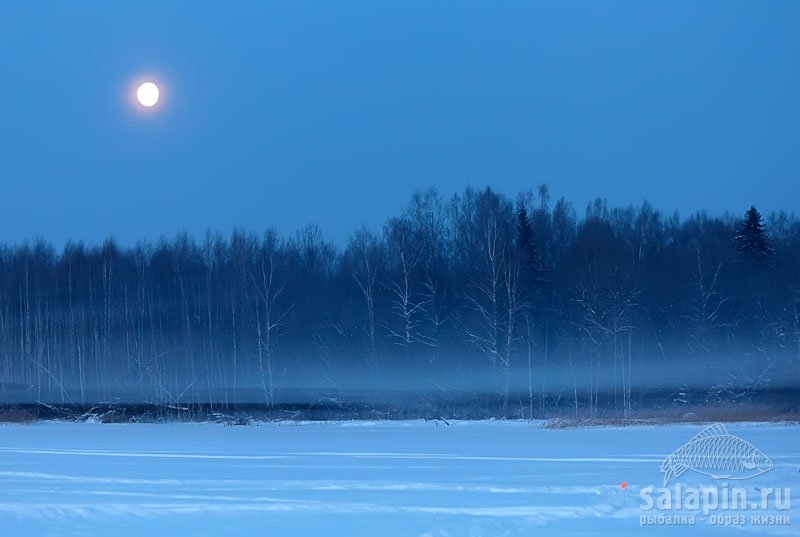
left=1, top=1, right=798, bottom=247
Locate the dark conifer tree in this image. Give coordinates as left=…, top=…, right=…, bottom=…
left=735, top=205, right=774, bottom=266
left=515, top=205, right=536, bottom=269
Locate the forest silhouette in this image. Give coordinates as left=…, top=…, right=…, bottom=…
left=1, top=186, right=798, bottom=419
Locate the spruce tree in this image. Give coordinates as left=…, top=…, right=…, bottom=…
left=515, top=204, right=542, bottom=297
left=735, top=205, right=774, bottom=266
left=515, top=205, right=536, bottom=268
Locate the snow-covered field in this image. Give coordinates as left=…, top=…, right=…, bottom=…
left=0, top=420, right=796, bottom=536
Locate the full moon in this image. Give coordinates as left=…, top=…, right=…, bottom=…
left=136, top=82, right=160, bottom=107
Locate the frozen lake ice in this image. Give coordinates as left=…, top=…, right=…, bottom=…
left=0, top=420, right=796, bottom=536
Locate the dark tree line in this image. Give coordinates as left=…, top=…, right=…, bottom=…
left=1, top=187, right=798, bottom=416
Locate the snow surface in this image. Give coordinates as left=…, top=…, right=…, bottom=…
left=0, top=420, right=796, bottom=536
